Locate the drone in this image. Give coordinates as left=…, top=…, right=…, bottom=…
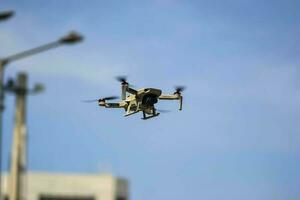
left=84, top=77, right=185, bottom=120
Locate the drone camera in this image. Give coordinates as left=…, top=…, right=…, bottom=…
left=98, top=100, right=105, bottom=106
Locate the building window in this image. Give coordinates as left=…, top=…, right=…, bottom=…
left=116, top=197, right=126, bottom=200
left=40, top=195, right=94, bottom=200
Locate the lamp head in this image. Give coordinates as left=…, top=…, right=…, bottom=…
left=0, top=10, right=14, bottom=21
left=59, top=31, right=83, bottom=44
left=32, top=83, right=45, bottom=94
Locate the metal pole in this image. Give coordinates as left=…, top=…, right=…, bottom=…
left=0, top=62, right=5, bottom=200
left=2, top=42, right=60, bottom=64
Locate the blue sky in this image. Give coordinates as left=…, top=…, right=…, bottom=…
left=1, top=0, right=300, bottom=200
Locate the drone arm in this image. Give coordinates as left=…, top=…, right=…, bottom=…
left=179, top=96, right=183, bottom=111
left=158, top=94, right=179, bottom=100
left=121, top=84, right=127, bottom=100
left=159, top=94, right=183, bottom=111
left=104, top=103, right=122, bottom=108
left=121, top=84, right=137, bottom=98
left=99, top=101, right=127, bottom=108
left=126, top=87, right=137, bottom=95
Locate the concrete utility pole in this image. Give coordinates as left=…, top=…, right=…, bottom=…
left=5, top=73, right=44, bottom=200
left=0, top=10, right=14, bottom=199
left=0, top=31, right=83, bottom=200
left=10, top=73, right=27, bottom=200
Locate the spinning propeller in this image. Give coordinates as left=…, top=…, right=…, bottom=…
left=99, top=96, right=119, bottom=101
left=116, top=76, right=128, bottom=85
left=82, top=96, right=118, bottom=103
left=116, top=76, right=136, bottom=87
left=174, top=86, right=186, bottom=95
left=116, top=75, right=137, bottom=99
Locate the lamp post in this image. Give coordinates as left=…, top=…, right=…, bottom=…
left=0, top=31, right=83, bottom=200
left=0, top=11, right=14, bottom=21
left=5, top=73, right=44, bottom=200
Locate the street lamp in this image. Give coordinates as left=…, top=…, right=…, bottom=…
left=0, top=31, right=83, bottom=200
left=5, top=73, right=45, bottom=200
left=0, top=31, right=83, bottom=65
left=0, top=11, right=14, bottom=21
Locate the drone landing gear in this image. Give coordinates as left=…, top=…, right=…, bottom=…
left=142, top=110, right=160, bottom=120
left=124, top=101, right=140, bottom=117
left=124, top=110, right=139, bottom=117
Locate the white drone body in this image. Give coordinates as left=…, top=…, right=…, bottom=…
left=96, top=77, right=184, bottom=120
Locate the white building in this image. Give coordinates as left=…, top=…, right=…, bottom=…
left=1, top=172, right=129, bottom=200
